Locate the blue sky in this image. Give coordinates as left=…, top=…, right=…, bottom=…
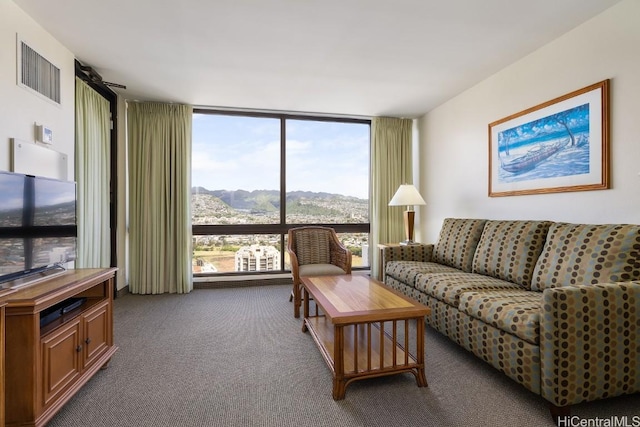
left=192, top=114, right=370, bottom=199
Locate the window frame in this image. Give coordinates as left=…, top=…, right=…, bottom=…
left=192, top=108, right=371, bottom=276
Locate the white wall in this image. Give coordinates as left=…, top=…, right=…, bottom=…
left=0, top=2, right=132, bottom=288
left=0, top=0, right=75, bottom=178
left=417, top=0, right=640, bottom=243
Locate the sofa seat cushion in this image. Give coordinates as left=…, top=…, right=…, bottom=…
left=531, top=223, right=640, bottom=291
left=415, top=272, right=522, bottom=308
left=459, top=290, right=542, bottom=345
left=299, top=264, right=346, bottom=277
left=385, top=261, right=461, bottom=288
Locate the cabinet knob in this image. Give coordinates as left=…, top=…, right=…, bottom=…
left=76, top=345, right=83, bottom=352
left=85, top=338, right=92, bottom=345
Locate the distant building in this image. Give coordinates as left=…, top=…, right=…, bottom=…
left=49, top=246, right=75, bottom=264
left=235, top=245, right=280, bottom=272
left=361, top=244, right=369, bottom=266
left=193, top=258, right=218, bottom=273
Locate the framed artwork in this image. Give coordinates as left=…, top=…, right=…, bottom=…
left=488, top=80, right=609, bottom=197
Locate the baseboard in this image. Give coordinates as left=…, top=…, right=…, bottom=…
left=194, top=277, right=293, bottom=289
left=115, top=285, right=130, bottom=298
left=114, top=279, right=291, bottom=296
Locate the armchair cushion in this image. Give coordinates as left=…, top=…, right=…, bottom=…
left=299, top=264, right=346, bottom=277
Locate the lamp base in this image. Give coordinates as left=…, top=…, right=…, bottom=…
left=402, top=210, right=416, bottom=244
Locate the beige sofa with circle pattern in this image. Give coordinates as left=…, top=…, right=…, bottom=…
left=381, top=218, right=640, bottom=418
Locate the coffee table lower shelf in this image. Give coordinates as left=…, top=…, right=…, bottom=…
left=304, top=315, right=427, bottom=400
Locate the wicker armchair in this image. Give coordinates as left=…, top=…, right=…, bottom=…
left=287, top=226, right=352, bottom=318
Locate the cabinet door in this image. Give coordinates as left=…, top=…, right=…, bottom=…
left=82, top=300, right=110, bottom=369
left=1, top=305, right=5, bottom=427
left=41, top=319, right=82, bottom=406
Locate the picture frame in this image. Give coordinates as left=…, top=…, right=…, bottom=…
left=488, top=80, right=609, bottom=197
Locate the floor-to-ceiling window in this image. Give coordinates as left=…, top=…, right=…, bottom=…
left=192, top=110, right=370, bottom=276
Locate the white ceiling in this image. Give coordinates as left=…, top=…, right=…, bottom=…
left=14, top=0, right=620, bottom=118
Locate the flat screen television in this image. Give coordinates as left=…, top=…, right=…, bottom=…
left=0, top=170, right=77, bottom=286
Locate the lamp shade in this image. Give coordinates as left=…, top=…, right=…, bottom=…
left=388, top=184, right=426, bottom=207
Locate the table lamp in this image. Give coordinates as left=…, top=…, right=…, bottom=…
left=388, top=184, right=426, bottom=245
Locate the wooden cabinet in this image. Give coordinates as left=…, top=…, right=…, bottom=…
left=0, top=302, right=4, bottom=427
left=0, top=288, right=16, bottom=427
left=4, top=268, right=118, bottom=427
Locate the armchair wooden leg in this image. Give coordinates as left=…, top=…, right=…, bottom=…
left=293, top=283, right=301, bottom=318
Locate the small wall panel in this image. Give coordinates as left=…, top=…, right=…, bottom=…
left=11, top=139, right=68, bottom=180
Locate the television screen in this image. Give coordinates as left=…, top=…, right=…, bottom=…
left=0, top=171, right=77, bottom=285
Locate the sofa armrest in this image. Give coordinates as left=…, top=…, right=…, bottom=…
left=380, top=244, right=433, bottom=279
left=539, top=281, right=640, bottom=407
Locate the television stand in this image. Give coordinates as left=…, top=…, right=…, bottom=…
left=4, top=268, right=118, bottom=427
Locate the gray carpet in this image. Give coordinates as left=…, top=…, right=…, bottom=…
left=47, top=285, right=639, bottom=427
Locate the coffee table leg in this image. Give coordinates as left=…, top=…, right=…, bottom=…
left=333, top=379, right=347, bottom=400
left=415, top=317, right=428, bottom=387
left=332, top=324, right=347, bottom=400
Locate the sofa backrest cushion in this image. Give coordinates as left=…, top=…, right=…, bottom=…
left=531, top=222, right=640, bottom=291
left=472, top=220, right=552, bottom=289
left=432, top=218, right=487, bottom=272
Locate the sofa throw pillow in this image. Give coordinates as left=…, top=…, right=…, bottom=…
left=531, top=223, right=640, bottom=291
left=432, top=218, right=487, bottom=272
left=472, top=220, right=551, bottom=289
left=295, top=229, right=331, bottom=265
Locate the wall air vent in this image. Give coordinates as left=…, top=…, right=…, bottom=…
left=17, top=38, right=61, bottom=105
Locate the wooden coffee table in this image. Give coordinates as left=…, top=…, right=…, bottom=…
left=301, top=274, right=430, bottom=399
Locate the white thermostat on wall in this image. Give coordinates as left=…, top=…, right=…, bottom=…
left=35, top=124, right=53, bottom=144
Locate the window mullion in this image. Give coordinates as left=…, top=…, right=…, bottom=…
left=280, top=117, right=287, bottom=270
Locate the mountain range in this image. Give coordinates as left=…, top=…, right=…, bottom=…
left=191, top=187, right=368, bottom=221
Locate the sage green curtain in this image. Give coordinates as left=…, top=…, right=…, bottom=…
left=370, top=117, right=413, bottom=279
left=127, top=102, right=193, bottom=294
left=75, top=77, right=111, bottom=268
